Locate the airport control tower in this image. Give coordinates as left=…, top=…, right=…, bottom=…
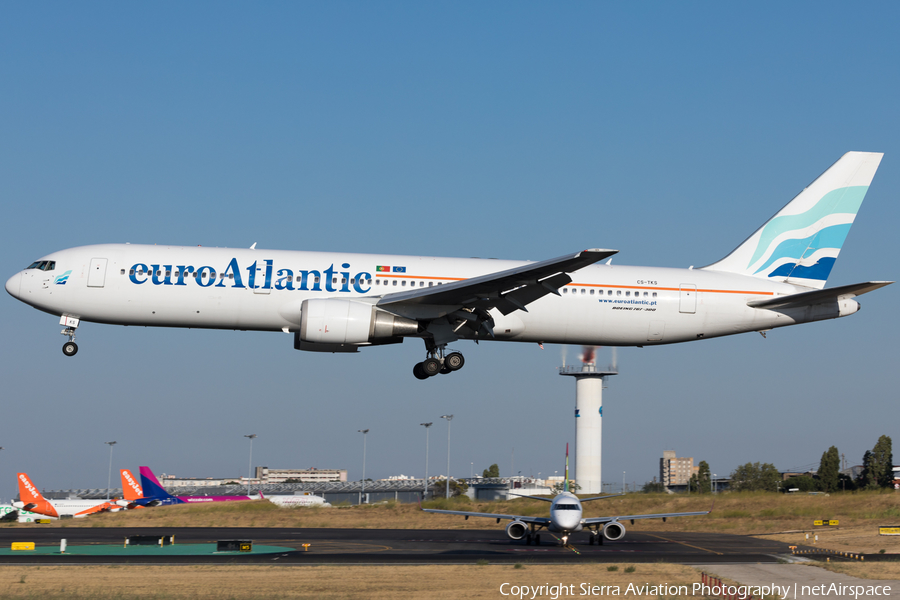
left=559, top=349, right=617, bottom=494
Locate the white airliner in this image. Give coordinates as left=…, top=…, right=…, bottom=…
left=424, top=447, right=710, bottom=545
left=267, top=493, right=331, bottom=508
left=5, top=152, right=891, bottom=378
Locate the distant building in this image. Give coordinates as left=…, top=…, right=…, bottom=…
left=660, top=450, right=698, bottom=487
left=253, top=467, right=347, bottom=484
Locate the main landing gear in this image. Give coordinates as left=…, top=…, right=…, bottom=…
left=60, top=315, right=79, bottom=357
left=413, top=346, right=465, bottom=380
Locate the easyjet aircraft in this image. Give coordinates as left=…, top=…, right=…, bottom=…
left=5, top=152, right=891, bottom=378
left=13, top=473, right=121, bottom=518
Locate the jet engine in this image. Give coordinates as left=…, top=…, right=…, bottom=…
left=506, top=520, right=528, bottom=540
left=299, top=299, right=419, bottom=345
left=602, top=521, right=626, bottom=541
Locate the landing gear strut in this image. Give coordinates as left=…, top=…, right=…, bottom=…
left=413, top=345, right=465, bottom=379
left=60, top=316, right=80, bottom=357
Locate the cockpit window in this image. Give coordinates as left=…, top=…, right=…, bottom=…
left=25, top=261, right=56, bottom=271
left=555, top=504, right=579, bottom=510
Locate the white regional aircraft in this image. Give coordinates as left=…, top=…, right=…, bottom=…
left=267, top=493, right=332, bottom=508
left=5, top=152, right=892, bottom=378
left=424, top=447, right=710, bottom=545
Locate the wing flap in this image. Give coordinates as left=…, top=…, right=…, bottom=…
left=748, top=281, right=893, bottom=310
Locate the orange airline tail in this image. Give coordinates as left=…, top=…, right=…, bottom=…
left=120, top=469, right=144, bottom=501
left=17, top=473, right=45, bottom=504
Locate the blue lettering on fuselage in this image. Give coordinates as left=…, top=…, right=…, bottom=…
left=129, top=259, right=373, bottom=294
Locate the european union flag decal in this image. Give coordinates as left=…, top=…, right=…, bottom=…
left=392, top=266, right=406, bottom=273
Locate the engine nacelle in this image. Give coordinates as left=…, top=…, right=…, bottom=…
left=299, top=299, right=419, bottom=345
left=602, top=521, right=626, bottom=541
left=506, top=520, right=528, bottom=540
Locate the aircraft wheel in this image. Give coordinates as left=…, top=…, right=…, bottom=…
left=440, top=365, right=452, bottom=374
left=445, top=352, right=465, bottom=371
left=422, top=357, right=442, bottom=377
left=62, top=342, right=78, bottom=357
left=413, top=363, right=429, bottom=380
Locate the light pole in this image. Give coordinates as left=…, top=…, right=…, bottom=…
left=244, top=434, right=256, bottom=495
left=440, top=415, right=453, bottom=499
left=712, top=473, right=716, bottom=494
left=623, top=471, right=626, bottom=494
left=420, top=423, right=432, bottom=500
left=358, top=429, right=369, bottom=504
left=105, top=441, right=117, bottom=500
left=470, top=462, right=474, bottom=479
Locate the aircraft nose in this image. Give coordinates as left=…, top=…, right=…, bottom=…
left=5, top=272, right=22, bottom=299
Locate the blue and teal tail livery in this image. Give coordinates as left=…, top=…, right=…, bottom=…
left=703, top=152, right=883, bottom=289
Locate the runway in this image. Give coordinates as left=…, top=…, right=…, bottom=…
left=0, top=527, right=792, bottom=565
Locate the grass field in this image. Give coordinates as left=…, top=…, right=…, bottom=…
left=0, top=563, right=703, bottom=600
left=6, top=489, right=898, bottom=539
left=2, top=490, right=898, bottom=597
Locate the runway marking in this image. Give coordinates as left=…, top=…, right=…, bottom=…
left=645, top=533, right=722, bottom=555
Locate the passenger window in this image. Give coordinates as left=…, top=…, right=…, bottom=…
left=332, top=278, right=337, bottom=284
left=367, top=279, right=372, bottom=284
left=590, top=289, right=594, bottom=295
left=652, top=292, right=657, bottom=298
left=120, top=269, right=125, bottom=275
left=581, top=289, right=585, bottom=295
left=563, top=288, right=568, bottom=294
left=315, top=277, right=320, bottom=283
left=428, top=282, right=433, bottom=287
left=341, top=278, right=346, bottom=284
left=350, top=278, right=355, bottom=285
left=393, top=280, right=397, bottom=286
left=617, top=290, right=621, bottom=296
left=229, top=274, right=233, bottom=279
left=644, top=292, right=648, bottom=297
left=608, top=290, right=612, bottom=296
left=165, top=270, right=171, bottom=277
left=626, top=291, right=630, bottom=297
left=130, top=269, right=135, bottom=275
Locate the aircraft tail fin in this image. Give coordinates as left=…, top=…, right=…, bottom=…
left=702, top=152, right=883, bottom=289
left=121, top=469, right=144, bottom=501
left=139, top=466, right=174, bottom=500
left=17, top=473, right=45, bottom=505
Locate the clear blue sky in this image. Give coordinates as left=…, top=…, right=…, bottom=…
left=1, top=2, right=897, bottom=495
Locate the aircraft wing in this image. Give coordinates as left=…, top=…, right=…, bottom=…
left=747, top=281, right=893, bottom=310
left=377, top=249, right=617, bottom=319
left=422, top=508, right=551, bottom=525
left=582, top=506, right=712, bottom=525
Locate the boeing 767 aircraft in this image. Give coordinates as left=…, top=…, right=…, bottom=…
left=5, top=152, right=891, bottom=378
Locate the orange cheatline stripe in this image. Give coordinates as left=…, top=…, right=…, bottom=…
left=571, top=283, right=774, bottom=296
left=376, top=274, right=774, bottom=296
left=375, top=274, right=463, bottom=281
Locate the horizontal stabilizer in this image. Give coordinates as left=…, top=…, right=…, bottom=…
left=748, top=281, right=893, bottom=310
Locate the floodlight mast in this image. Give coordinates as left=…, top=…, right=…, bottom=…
left=244, top=434, right=257, bottom=495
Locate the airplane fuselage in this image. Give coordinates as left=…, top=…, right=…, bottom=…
left=6, top=243, right=855, bottom=349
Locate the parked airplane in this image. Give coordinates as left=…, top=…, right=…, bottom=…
left=424, top=446, right=710, bottom=545
left=267, top=493, right=331, bottom=508
left=5, top=152, right=891, bottom=378
left=132, top=466, right=263, bottom=506
left=115, top=468, right=145, bottom=509
left=0, top=503, right=51, bottom=523
left=13, top=473, right=121, bottom=518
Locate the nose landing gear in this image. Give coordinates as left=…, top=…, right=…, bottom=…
left=413, top=346, right=465, bottom=379
left=60, top=315, right=80, bottom=357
